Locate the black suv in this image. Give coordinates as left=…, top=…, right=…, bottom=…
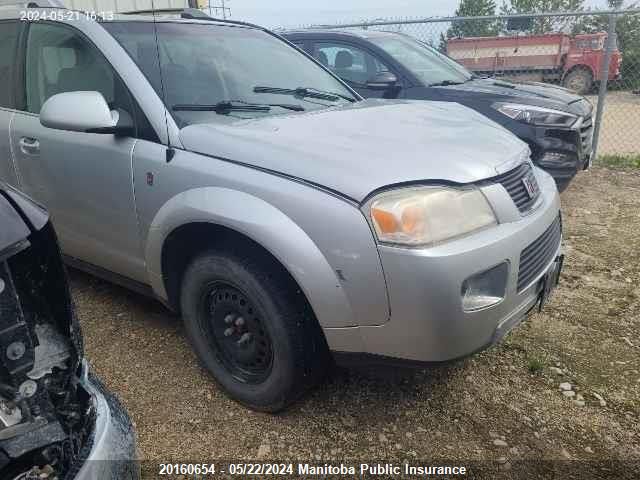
left=284, top=29, right=594, bottom=192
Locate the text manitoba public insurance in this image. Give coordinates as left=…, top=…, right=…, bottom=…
left=299, top=464, right=467, bottom=475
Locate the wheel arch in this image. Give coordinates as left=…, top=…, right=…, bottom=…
left=145, top=187, right=356, bottom=329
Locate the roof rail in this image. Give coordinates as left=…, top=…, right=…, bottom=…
left=204, top=17, right=264, bottom=29
left=180, top=7, right=210, bottom=19
left=120, top=7, right=212, bottom=20
left=120, top=7, right=264, bottom=29
left=27, top=0, right=65, bottom=7
left=121, top=7, right=184, bottom=15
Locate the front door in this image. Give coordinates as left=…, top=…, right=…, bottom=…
left=312, top=41, right=400, bottom=99
left=10, top=21, right=146, bottom=281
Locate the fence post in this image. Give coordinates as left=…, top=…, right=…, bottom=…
left=591, top=13, right=617, bottom=161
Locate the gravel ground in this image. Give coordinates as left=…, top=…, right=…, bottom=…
left=69, top=166, right=639, bottom=479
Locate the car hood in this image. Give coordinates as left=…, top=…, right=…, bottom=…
left=437, top=78, right=593, bottom=116
left=179, top=99, right=530, bottom=202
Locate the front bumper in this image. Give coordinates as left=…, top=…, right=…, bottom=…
left=329, top=167, right=561, bottom=364
left=72, top=360, right=140, bottom=480
left=521, top=117, right=593, bottom=192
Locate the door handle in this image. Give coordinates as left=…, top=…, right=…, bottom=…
left=19, top=137, right=40, bottom=155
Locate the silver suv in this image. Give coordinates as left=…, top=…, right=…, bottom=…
left=0, top=5, right=563, bottom=411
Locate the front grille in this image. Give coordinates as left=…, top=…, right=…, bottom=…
left=517, top=215, right=562, bottom=292
left=493, top=163, right=540, bottom=214
left=579, top=115, right=593, bottom=157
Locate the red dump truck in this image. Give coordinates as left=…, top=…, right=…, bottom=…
left=447, top=32, right=621, bottom=94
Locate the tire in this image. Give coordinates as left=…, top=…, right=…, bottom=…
left=180, top=249, right=329, bottom=412
left=563, top=68, right=593, bottom=95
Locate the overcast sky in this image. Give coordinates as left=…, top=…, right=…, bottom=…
left=223, top=0, right=615, bottom=29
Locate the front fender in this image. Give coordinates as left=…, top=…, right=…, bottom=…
left=145, top=187, right=356, bottom=329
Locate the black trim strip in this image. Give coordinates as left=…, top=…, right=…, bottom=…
left=62, top=254, right=156, bottom=299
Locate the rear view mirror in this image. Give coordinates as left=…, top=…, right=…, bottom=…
left=506, top=17, right=534, bottom=32
left=366, top=71, right=399, bottom=90
left=40, top=91, right=132, bottom=135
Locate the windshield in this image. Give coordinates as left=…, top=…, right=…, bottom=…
left=576, top=37, right=604, bottom=50
left=103, top=22, right=357, bottom=126
left=369, top=34, right=473, bottom=86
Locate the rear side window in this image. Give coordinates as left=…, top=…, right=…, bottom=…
left=0, top=21, right=19, bottom=109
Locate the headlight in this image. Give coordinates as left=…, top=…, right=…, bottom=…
left=492, top=103, right=578, bottom=127
left=369, top=186, right=497, bottom=247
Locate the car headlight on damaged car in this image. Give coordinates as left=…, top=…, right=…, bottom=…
left=492, top=103, right=578, bottom=128
left=369, top=186, right=497, bottom=247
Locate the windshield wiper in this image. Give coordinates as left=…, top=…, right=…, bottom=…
left=428, top=80, right=466, bottom=87
left=253, top=86, right=354, bottom=102
left=172, top=101, right=305, bottom=114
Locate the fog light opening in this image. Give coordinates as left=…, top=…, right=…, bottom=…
left=538, top=151, right=577, bottom=169
left=462, top=262, right=509, bottom=312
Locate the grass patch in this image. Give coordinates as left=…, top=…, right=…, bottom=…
left=597, top=154, right=640, bottom=169
left=527, top=357, right=545, bottom=375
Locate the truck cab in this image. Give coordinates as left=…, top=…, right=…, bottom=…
left=564, top=32, right=621, bottom=93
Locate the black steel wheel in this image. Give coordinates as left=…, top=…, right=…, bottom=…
left=180, top=248, right=329, bottom=412
left=201, top=283, right=273, bottom=384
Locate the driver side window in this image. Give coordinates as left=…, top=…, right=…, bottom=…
left=313, top=42, right=390, bottom=86
left=25, top=23, right=129, bottom=116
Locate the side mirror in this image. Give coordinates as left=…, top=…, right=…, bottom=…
left=40, top=91, right=132, bottom=135
left=506, top=17, right=533, bottom=32
left=366, top=71, right=398, bottom=90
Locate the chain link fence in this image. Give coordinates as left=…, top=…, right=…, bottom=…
left=301, top=10, right=640, bottom=162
